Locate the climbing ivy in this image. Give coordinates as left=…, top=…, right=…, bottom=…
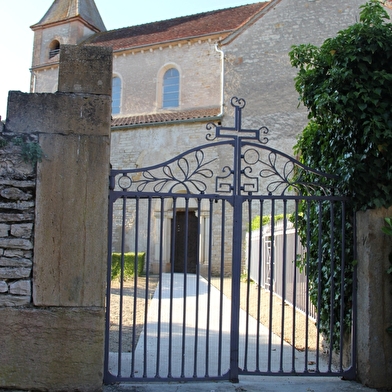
left=289, top=0, right=392, bottom=347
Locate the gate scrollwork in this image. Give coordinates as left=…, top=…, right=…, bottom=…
left=110, top=97, right=340, bottom=197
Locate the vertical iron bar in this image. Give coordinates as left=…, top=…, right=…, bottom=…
left=143, top=197, right=152, bottom=378
left=193, top=197, right=202, bottom=378
left=243, top=198, right=252, bottom=372
left=291, top=200, right=300, bottom=373
left=304, top=200, right=311, bottom=373
left=267, top=200, right=275, bottom=373
left=155, top=197, right=165, bottom=378
left=104, top=187, right=115, bottom=382
left=130, top=197, right=140, bottom=377
left=256, top=200, right=264, bottom=372
left=218, top=199, right=225, bottom=376
left=168, top=197, right=177, bottom=378
left=180, top=198, right=190, bottom=378
left=339, top=201, right=346, bottom=372
left=229, top=119, right=242, bottom=383
left=316, top=200, right=323, bottom=373
left=291, top=200, right=299, bottom=373
left=279, top=200, right=288, bottom=372
left=328, top=202, right=336, bottom=372
left=205, top=198, right=214, bottom=377
left=117, top=196, right=128, bottom=377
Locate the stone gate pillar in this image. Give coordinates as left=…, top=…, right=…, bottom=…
left=356, top=207, right=392, bottom=389
left=0, top=45, right=112, bottom=391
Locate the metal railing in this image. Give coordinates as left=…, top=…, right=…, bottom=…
left=246, top=219, right=317, bottom=319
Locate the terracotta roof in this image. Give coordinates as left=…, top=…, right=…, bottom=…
left=83, top=2, right=269, bottom=51
left=31, top=0, right=106, bottom=32
left=112, top=107, right=221, bottom=128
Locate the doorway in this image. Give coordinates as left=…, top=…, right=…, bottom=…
left=173, top=210, right=198, bottom=273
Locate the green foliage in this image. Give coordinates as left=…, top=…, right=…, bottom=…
left=111, top=252, right=145, bottom=280
left=0, top=135, right=43, bottom=166
left=12, top=137, right=43, bottom=165
left=288, top=0, right=392, bottom=347
left=289, top=0, right=392, bottom=211
left=294, top=201, right=355, bottom=349
left=249, top=214, right=286, bottom=232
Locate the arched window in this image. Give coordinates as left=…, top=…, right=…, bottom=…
left=112, top=77, right=121, bottom=115
left=49, top=40, right=60, bottom=59
left=162, top=68, right=179, bottom=108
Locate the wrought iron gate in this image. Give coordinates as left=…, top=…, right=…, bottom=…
left=104, top=97, right=356, bottom=383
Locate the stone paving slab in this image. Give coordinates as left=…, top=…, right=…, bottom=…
left=109, top=274, right=330, bottom=380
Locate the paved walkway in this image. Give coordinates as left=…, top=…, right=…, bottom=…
left=104, top=375, right=378, bottom=391
left=106, top=274, right=376, bottom=391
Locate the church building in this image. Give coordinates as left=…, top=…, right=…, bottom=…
left=29, top=0, right=385, bottom=273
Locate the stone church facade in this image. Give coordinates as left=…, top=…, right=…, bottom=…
left=29, top=0, right=387, bottom=273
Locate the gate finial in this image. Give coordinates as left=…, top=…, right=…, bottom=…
left=206, top=96, right=269, bottom=144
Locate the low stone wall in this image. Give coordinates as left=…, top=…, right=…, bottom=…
left=0, top=128, right=37, bottom=307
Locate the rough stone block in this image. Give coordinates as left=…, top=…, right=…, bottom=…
left=0, top=281, right=8, bottom=293
left=0, top=267, right=31, bottom=279
left=0, top=307, right=105, bottom=391
left=0, top=187, right=32, bottom=200
left=3, top=249, right=32, bottom=258
left=0, top=201, right=35, bottom=210
left=0, top=213, right=34, bottom=222
left=0, top=224, right=10, bottom=237
left=33, top=132, right=109, bottom=307
left=0, top=238, right=33, bottom=250
left=0, top=257, right=32, bottom=267
left=58, top=45, right=113, bottom=96
left=6, top=91, right=111, bottom=136
left=10, top=223, right=33, bottom=238
left=9, top=280, right=31, bottom=296
left=0, top=295, right=30, bottom=307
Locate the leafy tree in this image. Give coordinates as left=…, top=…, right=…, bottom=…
left=289, top=0, right=392, bottom=348
left=290, top=0, right=392, bottom=210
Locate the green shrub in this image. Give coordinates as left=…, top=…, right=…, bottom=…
left=111, top=252, right=145, bottom=280
left=249, top=214, right=288, bottom=232
left=289, top=0, right=392, bottom=347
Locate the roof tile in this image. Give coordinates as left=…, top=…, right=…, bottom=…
left=83, top=2, right=268, bottom=50
left=112, top=107, right=221, bottom=127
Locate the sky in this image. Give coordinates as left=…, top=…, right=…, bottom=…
left=0, top=0, right=259, bottom=119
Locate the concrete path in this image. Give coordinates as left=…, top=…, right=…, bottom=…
left=106, top=274, right=375, bottom=391
left=104, top=375, right=378, bottom=392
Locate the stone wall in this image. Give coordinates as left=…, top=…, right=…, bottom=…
left=0, top=128, right=36, bottom=307
left=222, top=0, right=366, bottom=156
left=0, top=45, right=112, bottom=392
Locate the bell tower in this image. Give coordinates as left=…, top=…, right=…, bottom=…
left=30, top=0, right=106, bottom=93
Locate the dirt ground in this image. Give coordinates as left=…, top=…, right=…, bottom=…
left=109, top=275, right=320, bottom=354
